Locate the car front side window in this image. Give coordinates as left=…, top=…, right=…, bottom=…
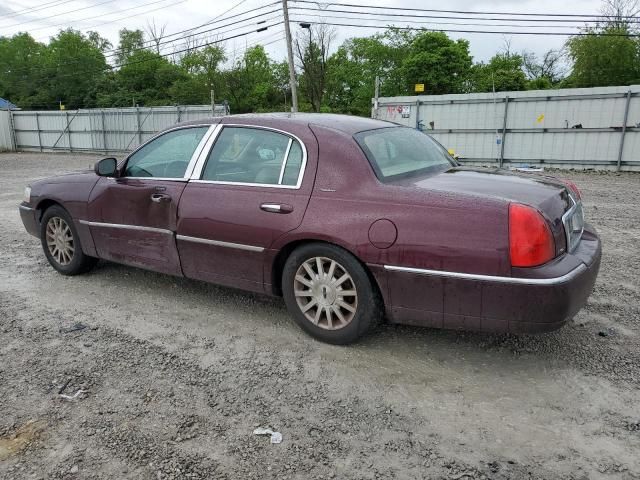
left=124, top=127, right=209, bottom=179
left=201, top=127, right=305, bottom=187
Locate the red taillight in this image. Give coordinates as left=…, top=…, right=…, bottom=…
left=562, top=179, right=582, bottom=200
left=509, top=203, right=555, bottom=267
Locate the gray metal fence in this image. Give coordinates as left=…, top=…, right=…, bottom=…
left=8, top=104, right=228, bottom=153
left=374, top=85, right=640, bottom=171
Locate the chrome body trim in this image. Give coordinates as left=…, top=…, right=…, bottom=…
left=117, top=177, right=188, bottom=182
left=278, top=138, right=293, bottom=184
left=176, top=234, right=264, bottom=252
left=383, top=263, right=588, bottom=285
left=189, top=124, right=223, bottom=180
left=19, top=205, right=35, bottom=212
left=260, top=203, right=282, bottom=212
left=79, top=220, right=172, bottom=235
left=189, top=123, right=308, bottom=189
left=562, top=193, right=584, bottom=254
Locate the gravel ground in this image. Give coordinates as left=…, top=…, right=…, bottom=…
left=0, top=152, right=639, bottom=480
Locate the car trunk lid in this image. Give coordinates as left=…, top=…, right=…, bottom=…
left=390, top=166, right=581, bottom=256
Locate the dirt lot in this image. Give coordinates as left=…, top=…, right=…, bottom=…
left=0, top=152, right=639, bottom=480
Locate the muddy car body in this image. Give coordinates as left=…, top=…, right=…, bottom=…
left=19, top=113, right=601, bottom=344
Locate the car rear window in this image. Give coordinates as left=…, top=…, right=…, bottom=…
left=354, top=127, right=455, bottom=181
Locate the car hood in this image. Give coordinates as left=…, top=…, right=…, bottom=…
left=32, top=169, right=97, bottom=185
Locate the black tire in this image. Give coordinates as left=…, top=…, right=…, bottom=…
left=40, top=205, right=98, bottom=276
left=282, top=242, right=382, bottom=345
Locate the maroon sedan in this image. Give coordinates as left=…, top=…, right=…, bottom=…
left=19, top=113, right=601, bottom=344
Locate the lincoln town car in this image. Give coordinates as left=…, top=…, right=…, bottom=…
left=19, top=113, right=601, bottom=344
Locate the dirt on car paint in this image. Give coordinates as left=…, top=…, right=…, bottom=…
left=0, top=152, right=639, bottom=480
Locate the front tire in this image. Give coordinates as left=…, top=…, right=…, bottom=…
left=40, top=206, right=97, bottom=275
left=282, top=243, right=382, bottom=345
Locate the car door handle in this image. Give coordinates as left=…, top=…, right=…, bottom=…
left=150, top=193, right=172, bottom=203
left=260, top=203, right=293, bottom=214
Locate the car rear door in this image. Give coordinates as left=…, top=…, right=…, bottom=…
left=176, top=124, right=318, bottom=293
left=85, top=125, right=213, bottom=276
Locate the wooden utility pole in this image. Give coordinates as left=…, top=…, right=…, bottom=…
left=282, top=0, right=298, bottom=112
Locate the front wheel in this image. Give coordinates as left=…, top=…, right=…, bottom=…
left=282, top=243, right=382, bottom=345
left=40, top=205, right=97, bottom=275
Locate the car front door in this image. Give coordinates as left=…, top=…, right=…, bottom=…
left=176, top=124, right=317, bottom=293
left=85, top=125, right=213, bottom=276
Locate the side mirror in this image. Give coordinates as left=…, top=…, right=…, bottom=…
left=95, top=157, right=118, bottom=177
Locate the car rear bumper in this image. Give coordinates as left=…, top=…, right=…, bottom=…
left=19, top=204, right=39, bottom=237
left=380, top=223, right=601, bottom=334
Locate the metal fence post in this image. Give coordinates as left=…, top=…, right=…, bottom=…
left=35, top=112, right=42, bottom=152
left=499, top=96, right=509, bottom=168
left=101, top=110, right=108, bottom=152
left=65, top=111, right=72, bottom=152
left=176, top=105, right=181, bottom=123
left=415, top=98, right=420, bottom=129
left=617, top=90, right=632, bottom=172
left=136, top=107, right=142, bottom=145
left=9, top=110, right=18, bottom=151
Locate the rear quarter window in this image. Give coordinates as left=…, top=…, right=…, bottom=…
left=354, top=127, right=455, bottom=181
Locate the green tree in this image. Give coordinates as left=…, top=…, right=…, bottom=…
left=400, top=31, right=473, bottom=95
left=116, top=28, right=145, bottom=65
left=472, top=53, right=527, bottom=92
left=566, top=26, right=640, bottom=87
left=295, top=24, right=335, bottom=112
left=46, top=30, right=109, bottom=108
left=522, top=49, right=566, bottom=88
left=0, top=33, right=48, bottom=108
left=326, top=31, right=411, bottom=115
left=223, top=46, right=280, bottom=113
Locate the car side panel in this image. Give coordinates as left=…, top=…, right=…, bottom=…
left=30, top=173, right=101, bottom=257
left=177, top=123, right=319, bottom=293
left=270, top=124, right=510, bottom=316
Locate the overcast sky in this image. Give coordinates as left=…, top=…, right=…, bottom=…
left=1, top=0, right=606, bottom=63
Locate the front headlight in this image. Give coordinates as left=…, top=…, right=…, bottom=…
left=23, top=186, right=31, bottom=203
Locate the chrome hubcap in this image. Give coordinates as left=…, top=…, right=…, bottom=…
left=294, top=257, right=358, bottom=330
left=45, top=216, right=74, bottom=266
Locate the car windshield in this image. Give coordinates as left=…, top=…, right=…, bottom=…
left=354, top=127, right=455, bottom=181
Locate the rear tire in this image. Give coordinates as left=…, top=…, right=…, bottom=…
left=40, top=205, right=97, bottom=276
left=282, top=243, right=382, bottom=345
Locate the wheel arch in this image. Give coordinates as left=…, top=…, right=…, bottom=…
left=35, top=198, right=66, bottom=223
left=270, top=239, right=385, bottom=306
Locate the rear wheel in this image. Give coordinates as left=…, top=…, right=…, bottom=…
left=282, top=243, right=382, bottom=344
left=40, top=205, right=97, bottom=275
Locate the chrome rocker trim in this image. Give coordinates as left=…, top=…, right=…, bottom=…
left=79, top=220, right=172, bottom=235
left=383, top=263, right=588, bottom=285
left=176, top=234, right=264, bottom=252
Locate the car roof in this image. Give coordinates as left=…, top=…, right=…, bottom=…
left=176, top=112, right=397, bottom=135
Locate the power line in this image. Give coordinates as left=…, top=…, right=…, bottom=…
left=61, top=1, right=280, bottom=54
left=290, top=0, right=640, bottom=20
left=0, top=0, right=81, bottom=19
left=288, top=5, right=639, bottom=25
left=289, top=8, right=592, bottom=29
left=1, top=0, right=121, bottom=28
left=120, top=9, right=282, bottom=59
left=289, top=18, right=640, bottom=36
left=8, top=6, right=281, bottom=76
left=28, top=0, right=184, bottom=36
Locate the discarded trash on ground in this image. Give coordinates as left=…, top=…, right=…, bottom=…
left=253, top=427, right=282, bottom=444
left=512, top=164, right=544, bottom=173
left=59, top=389, right=87, bottom=401
left=60, top=322, right=88, bottom=334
